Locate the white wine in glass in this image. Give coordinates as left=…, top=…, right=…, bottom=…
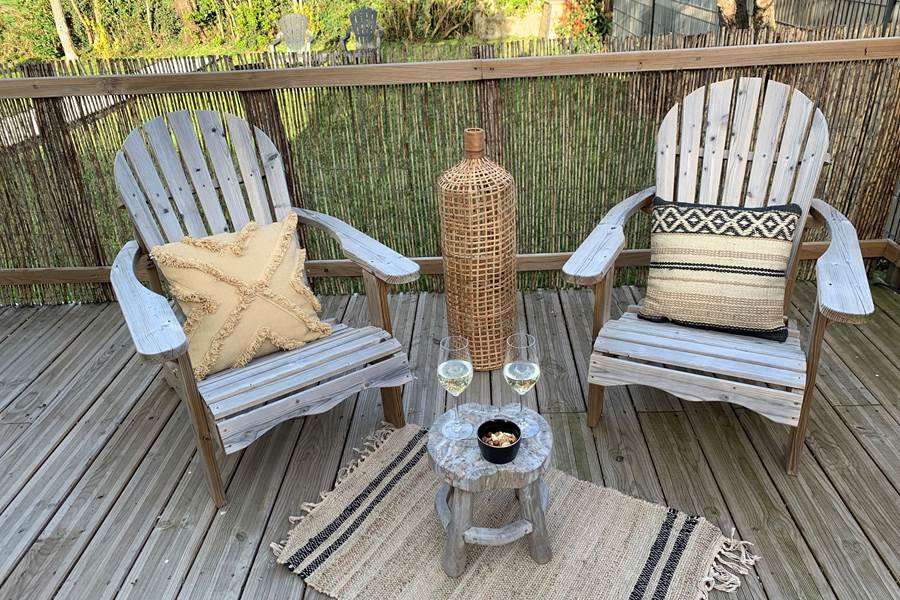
left=504, top=333, right=541, bottom=438
left=438, top=336, right=474, bottom=440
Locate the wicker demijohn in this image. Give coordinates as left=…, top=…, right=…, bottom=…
left=438, top=128, right=517, bottom=370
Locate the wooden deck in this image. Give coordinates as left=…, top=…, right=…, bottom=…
left=0, top=282, right=898, bottom=599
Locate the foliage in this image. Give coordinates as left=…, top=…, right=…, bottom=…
left=376, top=0, right=476, bottom=42
left=0, top=0, right=486, bottom=62
left=555, top=0, right=610, bottom=44
left=493, top=0, right=542, bottom=16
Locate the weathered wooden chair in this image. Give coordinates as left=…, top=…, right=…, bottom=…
left=270, top=13, right=314, bottom=54
left=340, top=7, right=384, bottom=54
left=563, top=77, right=873, bottom=473
left=110, top=110, right=418, bottom=506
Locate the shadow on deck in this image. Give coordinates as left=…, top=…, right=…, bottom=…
left=0, top=282, right=898, bottom=599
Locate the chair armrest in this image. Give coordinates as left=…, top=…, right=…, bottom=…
left=269, top=32, right=284, bottom=53
left=340, top=28, right=351, bottom=53
left=810, top=199, right=874, bottom=324
left=562, top=186, right=656, bottom=285
left=292, top=208, right=420, bottom=285
left=110, top=241, right=188, bottom=362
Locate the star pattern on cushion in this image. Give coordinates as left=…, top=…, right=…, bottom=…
left=151, top=212, right=331, bottom=379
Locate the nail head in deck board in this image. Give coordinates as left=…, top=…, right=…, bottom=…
left=0, top=304, right=125, bottom=424
left=0, top=365, right=161, bottom=583
left=524, top=289, right=585, bottom=413
left=403, top=292, right=449, bottom=426
left=115, top=448, right=242, bottom=600
left=794, top=283, right=900, bottom=418
left=638, top=411, right=767, bottom=600
left=682, top=403, right=835, bottom=599
left=788, top=304, right=879, bottom=407
left=736, top=408, right=899, bottom=599
left=2, top=381, right=180, bottom=599
left=178, top=421, right=302, bottom=600
left=833, top=405, right=900, bottom=492
left=0, top=324, right=138, bottom=506
left=806, top=400, right=900, bottom=580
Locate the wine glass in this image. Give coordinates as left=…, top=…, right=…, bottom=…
left=503, top=333, right=541, bottom=438
left=437, top=336, right=474, bottom=440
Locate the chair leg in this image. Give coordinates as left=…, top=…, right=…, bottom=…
left=380, top=386, right=406, bottom=427
left=786, top=304, right=830, bottom=475
left=587, top=384, right=605, bottom=427
left=362, top=269, right=408, bottom=428
left=176, top=354, right=227, bottom=507
left=586, top=274, right=613, bottom=428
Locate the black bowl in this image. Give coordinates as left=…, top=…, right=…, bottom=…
left=477, top=419, right=522, bottom=464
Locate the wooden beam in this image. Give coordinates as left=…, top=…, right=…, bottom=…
left=0, top=38, right=897, bottom=99
left=0, top=240, right=889, bottom=285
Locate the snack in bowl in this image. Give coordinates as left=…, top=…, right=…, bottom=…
left=477, top=418, right=522, bottom=464
left=482, top=431, right=518, bottom=447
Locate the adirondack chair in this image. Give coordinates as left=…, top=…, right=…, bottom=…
left=110, top=110, right=419, bottom=506
left=563, top=77, right=874, bottom=474
left=270, top=13, right=314, bottom=54
left=340, top=7, right=384, bottom=54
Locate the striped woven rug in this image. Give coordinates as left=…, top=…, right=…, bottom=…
left=273, top=425, right=759, bottom=599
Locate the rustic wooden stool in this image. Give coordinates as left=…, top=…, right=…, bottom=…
left=427, top=403, right=553, bottom=577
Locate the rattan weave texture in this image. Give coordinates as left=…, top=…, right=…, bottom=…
left=438, top=128, right=517, bottom=370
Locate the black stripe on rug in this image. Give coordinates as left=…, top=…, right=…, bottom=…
left=286, top=428, right=427, bottom=569
left=628, top=508, right=678, bottom=600
left=649, top=262, right=785, bottom=277
left=294, top=443, right=429, bottom=578
left=651, top=515, right=700, bottom=600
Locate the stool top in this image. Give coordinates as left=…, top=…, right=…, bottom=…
left=427, top=403, right=552, bottom=492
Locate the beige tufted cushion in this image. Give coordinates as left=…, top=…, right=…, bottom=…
left=150, top=212, right=331, bottom=379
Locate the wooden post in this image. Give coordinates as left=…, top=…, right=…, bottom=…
left=175, top=354, right=227, bottom=507
left=362, top=269, right=406, bottom=427
left=787, top=302, right=830, bottom=475
left=587, top=270, right=614, bottom=427
left=471, top=44, right=504, bottom=164
left=27, top=63, right=110, bottom=301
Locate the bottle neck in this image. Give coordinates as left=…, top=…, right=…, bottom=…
left=463, top=127, right=485, bottom=159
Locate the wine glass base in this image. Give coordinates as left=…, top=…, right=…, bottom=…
left=442, top=420, right=474, bottom=440
left=516, top=415, right=541, bottom=438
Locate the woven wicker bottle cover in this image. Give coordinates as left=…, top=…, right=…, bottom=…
left=438, top=128, right=517, bottom=370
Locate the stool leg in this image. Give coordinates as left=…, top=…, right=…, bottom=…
left=443, top=488, right=473, bottom=577
left=520, top=479, right=552, bottom=564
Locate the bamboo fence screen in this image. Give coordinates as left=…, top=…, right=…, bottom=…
left=0, top=26, right=898, bottom=303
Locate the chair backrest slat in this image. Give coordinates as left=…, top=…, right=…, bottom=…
left=197, top=110, right=251, bottom=228
left=744, top=81, right=790, bottom=207
left=114, top=152, right=165, bottom=248
left=767, top=89, right=814, bottom=207
left=697, top=79, right=734, bottom=205
left=226, top=113, right=272, bottom=224
left=166, top=111, right=230, bottom=235
left=254, top=126, right=293, bottom=221
left=142, top=116, right=208, bottom=237
left=655, top=106, right=678, bottom=202
left=116, top=110, right=297, bottom=251
left=721, top=77, right=762, bottom=206
left=676, top=86, right=705, bottom=203
left=123, top=130, right=185, bottom=242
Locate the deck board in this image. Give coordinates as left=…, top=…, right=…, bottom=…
left=0, top=285, right=897, bottom=600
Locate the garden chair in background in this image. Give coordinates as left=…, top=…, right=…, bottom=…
left=270, top=13, right=314, bottom=54
left=563, top=77, right=873, bottom=473
left=341, top=7, right=384, bottom=57
left=110, top=110, right=418, bottom=506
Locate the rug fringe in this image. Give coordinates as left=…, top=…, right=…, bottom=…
left=269, top=422, right=397, bottom=558
left=699, top=529, right=760, bottom=599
